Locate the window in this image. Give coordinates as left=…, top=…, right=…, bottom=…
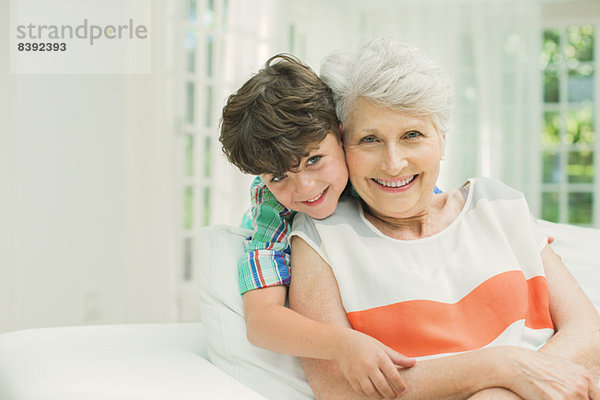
left=541, top=24, right=598, bottom=226
left=180, top=0, right=225, bottom=284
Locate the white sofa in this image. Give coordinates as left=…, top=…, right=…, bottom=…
left=1, top=221, right=598, bottom=400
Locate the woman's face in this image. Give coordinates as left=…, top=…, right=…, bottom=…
left=343, top=98, right=444, bottom=221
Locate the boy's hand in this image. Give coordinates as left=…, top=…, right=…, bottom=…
left=334, top=329, right=416, bottom=399
left=467, top=388, right=522, bottom=399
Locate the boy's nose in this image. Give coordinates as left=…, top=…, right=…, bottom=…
left=294, top=172, right=315, bottom=193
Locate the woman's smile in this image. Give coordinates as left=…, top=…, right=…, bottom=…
left=371, top=175, right=418, bottom=192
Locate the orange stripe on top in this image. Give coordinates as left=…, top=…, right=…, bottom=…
left=347, top=270, right=554, bottom=358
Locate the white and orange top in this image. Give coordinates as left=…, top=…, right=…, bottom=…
left=291, top=177, right=555, bottom=359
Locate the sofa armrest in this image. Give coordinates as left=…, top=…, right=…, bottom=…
left=539, top=219, right=600, bottom=310
left=0, top=323, right=267, bottom=400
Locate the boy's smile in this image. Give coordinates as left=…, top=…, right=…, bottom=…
left=301, top=187, right=329, bottom=206
left=261, top=133, right=348, bottom=220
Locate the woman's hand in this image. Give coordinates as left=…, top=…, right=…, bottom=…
left=504, top=349, right=600, bottom=400
left=334, top=328, right=415, bottom=399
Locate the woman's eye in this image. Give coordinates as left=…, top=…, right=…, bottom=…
left=361, top=136, right=376, bottom=143
left=406, top=131, right=422, bottom=139
left=307, top=155, right=322, bottom=166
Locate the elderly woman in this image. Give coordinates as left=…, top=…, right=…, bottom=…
left=289, top=39, right=600, bottom=400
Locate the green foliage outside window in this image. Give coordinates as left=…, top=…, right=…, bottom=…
left=185, top=135, right=194, bottom=177
left=542, top=111, right=561, bottom=145
left=566, top=25, right=594, bottom=63
left=184, top=186, right=193, bottom=229
left=568, top=192, right=594, bottom=224
left=566, top=107, right=595, bottom=144
left=543, top=70, right=560, bottom=103
left=541, top=25, right=596, bottom=226
left=542, top=29, right=561, bottom=67
left=542, top=192, right=560, bottom=221
left=568, top=150, right=594, bottom=183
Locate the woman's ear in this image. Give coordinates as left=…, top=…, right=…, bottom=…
left=440, top=135, right=446, bottom=160
left=339, top=122, right=346, bottom=146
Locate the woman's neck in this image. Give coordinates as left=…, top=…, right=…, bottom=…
left=364, top=185, right=468, bottom=240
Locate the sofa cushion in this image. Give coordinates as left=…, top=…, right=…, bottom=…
left=197, top=225, right=314, bottom=400
left=0, top=323, right=268, bottom=400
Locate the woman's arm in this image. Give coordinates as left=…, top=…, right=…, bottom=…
left=537, top=244, right=600, bottom=376
left=289, top=236, right=599, bottom=400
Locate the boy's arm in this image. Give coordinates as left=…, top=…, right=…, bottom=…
left=243, top=287, right=385, bottom=361
left=243, top=286, right=414, bottom=399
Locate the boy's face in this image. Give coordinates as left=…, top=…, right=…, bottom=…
left=260, top=133, right=348, bottom=219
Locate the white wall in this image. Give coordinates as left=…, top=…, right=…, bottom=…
left=282, top=0, right=360, bottom=70
left=543, top=0, right=600, bottom=24
left=1, top=0, right=178, bottom=333
left=1, top=0, right=17, bottom=333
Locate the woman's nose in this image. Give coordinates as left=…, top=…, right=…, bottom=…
left=381, top=145, right=408, bottom=175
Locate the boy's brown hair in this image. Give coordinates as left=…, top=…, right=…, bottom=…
left=219, top=54, right=340, bottom=177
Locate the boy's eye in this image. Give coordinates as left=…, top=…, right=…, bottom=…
left=271, top=174, right=287, bottom=183
left=306, top=155, right=322, bottom=166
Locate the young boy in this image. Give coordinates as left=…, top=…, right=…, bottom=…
left=219, top=54, right=415, bottom=400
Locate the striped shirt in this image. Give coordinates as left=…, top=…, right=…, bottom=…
left=291, top=177, right=554, bottom=359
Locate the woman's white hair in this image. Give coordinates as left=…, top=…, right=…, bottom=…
left=320, top=38, right=453, bottom=134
